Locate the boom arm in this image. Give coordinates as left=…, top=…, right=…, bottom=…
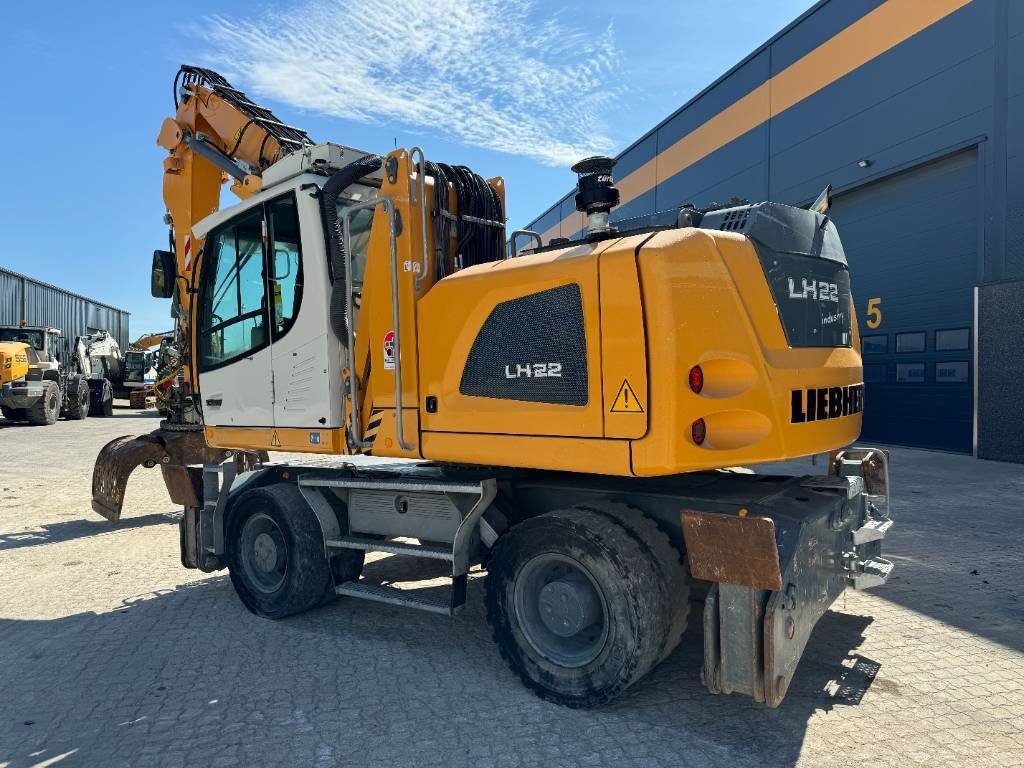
left=91, top=66, right=299, bottom=520
left=129, top=331, right=174, bottom=351
left=154, top=65, right=312, bottom=405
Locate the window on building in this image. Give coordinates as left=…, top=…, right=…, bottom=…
left=863, top=363, right=887, bottom=383
left=895, top=332, right=926, bottom=353
left=862, top=335, right=887, bottom=354
left=935, top=361, right=970, bottom=383
left=935, top=327, right=970, bottom=351
left=896, top=362, right=926, bottom=383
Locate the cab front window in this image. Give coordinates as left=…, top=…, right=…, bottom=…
left=0, top=328, right=44, bottom=351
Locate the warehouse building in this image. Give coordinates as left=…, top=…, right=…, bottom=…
left=525, top=0, right=1023, bottom=461
left=0, top=266, right=130, bottom=352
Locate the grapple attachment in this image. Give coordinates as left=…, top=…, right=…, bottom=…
left=92, top=434, right=167, bottom=521
left=91, top=428, right=242, bottom=521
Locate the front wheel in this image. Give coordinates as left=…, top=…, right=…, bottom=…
left=485, top=506, right=673, bottom=708
left=226, top=484, right=362, bottom=619
left=64, top=378, right=90, bottom=420
left=27, top=381, right=60, bottom=425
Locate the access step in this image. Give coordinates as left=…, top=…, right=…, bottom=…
left=850, top=557, right=894, bottom=590
left=326, top=536, right=453, bottom=561
left=335, top=576, right=466, bottom=616
left=852, top=517, right=894, bottom=545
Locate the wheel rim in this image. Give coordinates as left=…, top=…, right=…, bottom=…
left=513, top=553, right=609, bottom=668
left=239, top=512, right=288, bottom=593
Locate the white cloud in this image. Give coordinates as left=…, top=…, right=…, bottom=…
left=199, top=0, right=622, bottom=166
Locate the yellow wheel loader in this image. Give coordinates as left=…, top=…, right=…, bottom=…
left=92, top=66, right=893, bottom=708
left=0, top=325, right=91, bottom=425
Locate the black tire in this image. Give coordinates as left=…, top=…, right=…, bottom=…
left=27, top=381, right=60, bottom=426
left=582, top=502, right=690, bottom=662
left=0, top=406, right=26, bottom=421
left=485, top=507, right=672, bottom=708
left=226, top=484, right=362, bottom=619
left=88, top=379, right=114, bottom=417
left=64, top=377, right=90, bottom=420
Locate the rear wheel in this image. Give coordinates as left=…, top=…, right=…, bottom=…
left=485, top=506, right=672, bottom=708
left=64, top=378, right=90, bottom=420
left=27, top=382, right=60, bottom=426
left=583, top=502, right=690, bottom=662
left=0, top=406, right=26, bottom=421
left=227, top=484, right=363, bottom=619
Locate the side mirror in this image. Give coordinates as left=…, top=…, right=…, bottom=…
left=151, top=250, right=176, bottom=299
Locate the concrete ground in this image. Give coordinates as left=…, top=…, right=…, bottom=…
left=0, top=409, right=1022, bottom=768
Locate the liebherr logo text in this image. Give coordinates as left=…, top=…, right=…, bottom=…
left=791, top=384, right=863, bottom=423
left=505, top=363, right=563, bottom=378
left=788, top=277, right=839, bottom=302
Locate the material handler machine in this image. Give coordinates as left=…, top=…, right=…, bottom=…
left=92, top=66, right=893, bottom=707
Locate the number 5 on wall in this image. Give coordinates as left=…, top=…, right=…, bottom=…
left=866, top=297, right=883, bottom=329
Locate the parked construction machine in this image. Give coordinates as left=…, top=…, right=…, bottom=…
left=0, top=325, right=91, bottom=424
left=123, top=331, right=171, bottom=408
left=73, top=330, right=123, bottom=416
left=91, top=65, right=892, bottom=708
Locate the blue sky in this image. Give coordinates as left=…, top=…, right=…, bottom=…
left=0, top=0, right=813, bottom=334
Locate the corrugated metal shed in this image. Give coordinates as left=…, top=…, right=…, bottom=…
left=0, top=266, right=129, bottom=349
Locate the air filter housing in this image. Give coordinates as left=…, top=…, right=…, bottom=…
left=572, top=156, right=619, bottom=237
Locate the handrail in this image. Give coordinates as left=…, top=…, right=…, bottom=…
left=341, top=197, right=413, bottom=452
left=409, top=147, right=430, bottom=289
left=508, top=229, right=543, bottom=258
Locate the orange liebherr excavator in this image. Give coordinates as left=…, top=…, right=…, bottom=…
left=91, top=65, right=892, bottom=709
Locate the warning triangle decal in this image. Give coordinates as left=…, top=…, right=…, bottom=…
left=270, top=430, right=282, bottom=447
left=610, top=379, right=644, bottom=413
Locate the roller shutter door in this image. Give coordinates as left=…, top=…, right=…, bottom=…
left=828, top=149, right=978, bottom=452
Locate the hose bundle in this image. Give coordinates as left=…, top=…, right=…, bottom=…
left=422, top=162, right=505, bottom=280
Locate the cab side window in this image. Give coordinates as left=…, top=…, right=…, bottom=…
left=267, top=196, right=303, bottom=338
left=198, top=209, right=267, bottom=371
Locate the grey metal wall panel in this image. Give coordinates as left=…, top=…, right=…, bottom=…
left=0, top=270, right=23, bottom=326
left=655, top=128, right=768, bottom=212
left=770, top=0, right=886, bottom=73
left=1003, top=22, right=1024, bottom=279
left=770, top=1, right=990, bottom=158
left=614, top=133, right=656, bottom=180
left=976, top=278, right=1024, bottom=462
left=828, top=149, right=978, bottom=452
left=1010, top=0, right=1024, bottom=36
left=610, top=187, right=657, bottom=228
left=529, top=206, right=562, bottom=241
left=655, top=50, right=770, bottom=151
left=0, top=267, right=130, bottom=350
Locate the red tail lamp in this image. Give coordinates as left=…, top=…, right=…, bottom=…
left=691, top=418, right=707, bottom=445
left=688, top=365, right=704, bottom=394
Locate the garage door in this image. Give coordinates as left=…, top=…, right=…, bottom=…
left=828, top=149, right=978, bottom=452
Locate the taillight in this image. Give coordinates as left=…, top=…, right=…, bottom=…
left=688, top=365, right=704, bottom=394
left=691, top=418, right=707, bottom=445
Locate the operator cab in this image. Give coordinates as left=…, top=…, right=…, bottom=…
left=160, top=144, right=384, bottom=434
left=0, top=326, right=61, bottom=365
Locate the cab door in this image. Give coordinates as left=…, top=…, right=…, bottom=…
left=266, top=194, right=334, bottom=430
left=196, top=206, right=275, bottom=427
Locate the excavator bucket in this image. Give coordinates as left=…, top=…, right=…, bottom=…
left=91, top=434, right=169, bottom=521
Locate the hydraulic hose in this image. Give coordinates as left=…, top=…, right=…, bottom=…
left=320, top=155, right=383, bottom=342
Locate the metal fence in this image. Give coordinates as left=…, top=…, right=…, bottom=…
left=0, top=267, right=129, bottom=350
